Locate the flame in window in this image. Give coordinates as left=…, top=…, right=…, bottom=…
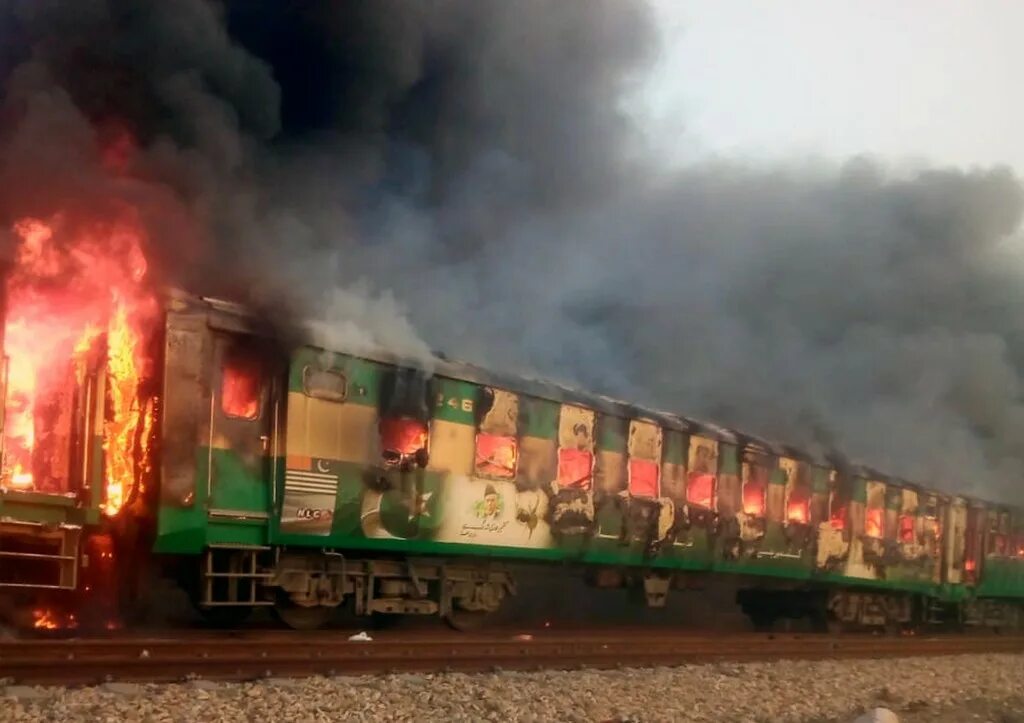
left=899, top=514, right=916, bottom=544
left=557, top=448, right=593, bottom=489
left=628, top=458, right=659, bottom=497
left=221, top=357, right=261, bottom=419
left=475, top=434, right=518, bottom=479
left=787, top=495, right=809, bottom=524
left=687, top=470, right=715, bottom=509
left=865, top=507, right=884, bottom=538
left=380, top=417, right=428, bottom=465
left=741, top=481, right=765, bottom=516
left=2, top=213, right=158, bottom=515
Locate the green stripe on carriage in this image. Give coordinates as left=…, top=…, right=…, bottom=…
left=812, top=467, right=830, bottom=493
left=598, top=415, right=628, bottom=453
left=520, top=396, right=558, bottom=439
left=663, top=430, right=686, bottom=466
left=289, top=347, right=382, bottom=406
left=886, top=486, right=903, bottom=510
left=433, top=378, right=477, bottom=425
left=719, top=443, right=739, bottom=474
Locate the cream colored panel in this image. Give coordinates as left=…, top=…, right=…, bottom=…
left=866, top=480, right=886, bottom=509
left=596, top=450, right=626, bottom=494
left=519, top=436, right=557, bottom=487
left=306, top=398, right=379, bottom=462
left=901, top=490, right=919, bottom=514
left=687, top=435, right=718, bottom=474
left=558, top=405, right=595, bottom=451
left=480, top=389, right=519, bottom=436
left=286, top=392, right=310, bottom=458
left=428, top=419, right=474, bottom=475
left=286, top=391, right=379, bottom=463
left=627, top=420, right=662, bottom=461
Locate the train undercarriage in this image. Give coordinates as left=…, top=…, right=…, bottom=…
left=111, top=543, right=1024, bottom=634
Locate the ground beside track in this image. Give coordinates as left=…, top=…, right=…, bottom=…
left=4, top=653, right=1024, bottom=723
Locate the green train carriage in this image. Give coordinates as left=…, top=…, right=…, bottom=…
left=144, top=291, right=1024, bottom=630
left=3, top=289, right=1024, bottom=631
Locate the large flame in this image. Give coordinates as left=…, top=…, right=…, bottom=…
left=2, top=212, right=157, bottom=515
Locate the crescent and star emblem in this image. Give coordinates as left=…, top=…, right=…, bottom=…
left=316, top=459, right=331, bottom=474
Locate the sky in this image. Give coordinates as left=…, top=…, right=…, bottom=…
left=641, top=0, right=1024, bottom=172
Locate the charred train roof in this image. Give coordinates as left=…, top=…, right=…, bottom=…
left=170, top=289, right=1015, bottom=505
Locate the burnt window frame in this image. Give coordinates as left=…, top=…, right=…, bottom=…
left=301, top=365, right=348, bottom=403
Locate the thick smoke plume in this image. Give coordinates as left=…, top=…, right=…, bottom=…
left=2, top=1, right=1024, bottom=502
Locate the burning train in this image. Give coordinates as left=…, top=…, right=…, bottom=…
left=0, top=218, right=1023, bottom=633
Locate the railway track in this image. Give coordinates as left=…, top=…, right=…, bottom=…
left=2, top=630, right=1022, bottom=685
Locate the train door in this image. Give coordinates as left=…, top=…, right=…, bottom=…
left=205, top=333, right=278, bottom=520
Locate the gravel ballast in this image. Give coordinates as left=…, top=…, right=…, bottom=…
left=3, top=653, right=1023, bottom=722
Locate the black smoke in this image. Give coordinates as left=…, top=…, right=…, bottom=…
left=2, top=1, right=1024, bottom=501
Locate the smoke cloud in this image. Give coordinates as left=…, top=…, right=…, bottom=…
left=2, top=1, right=1023, bottom=502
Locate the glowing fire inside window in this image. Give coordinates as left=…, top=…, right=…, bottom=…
left=865, top=507, right=884, bottom=539
left=899, top=514, right=916, bottom=544
left=628, top=458, right=659, bottom=498
left=787, top=493, right=810, bottom=524
left=475, top=434, right=518, bottom=479
left=221, top=356, right=262, bottom=420
left=965, top=558, right=977, bottom=573
left=1, top=215, right=157, bottom=516
left=742, top=467, right=768, bottom=516
left=380, top=417, right=428, bottom=463
left=687, top=470, right=715, bottom=509
left=557, top=448, right=593, bottom=489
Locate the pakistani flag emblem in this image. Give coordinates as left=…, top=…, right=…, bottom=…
left=373, top=471, right=444, bottom=540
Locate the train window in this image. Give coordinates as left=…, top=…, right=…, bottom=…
left=557, top=448, right=593, bottom=489
left=787, top=488, right=810, bottom=525
left=627, top=420, right=662, bottom=497
left=742, top=464, right=768, bottom=517
left=899, top=514, right=916, bottom=544
left=475, top=433, right=518, bottom=479
left=865, top=507, right=884, bottom=539
left=686, top=437, right=717, bottom=509
left=964, top=509, right=983, bottom=582
left=302, top=366, right=347, bottom=402
left=475, top=388, right=519, bottom=479
left=986, top=510, right=1009, bottom=556
left=628, top=459, right=659, bottom=497
left=221, top=351, right=263, bottom=420
left=380, top=417, right=428, bottom=467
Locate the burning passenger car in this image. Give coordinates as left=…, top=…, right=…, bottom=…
left=0, top=218, right=1022, bottom=632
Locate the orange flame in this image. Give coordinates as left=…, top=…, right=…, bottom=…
left=2, top=212, right=157, bottom=515
left=32, top=608, right=58, bottom=630
left=32, top=608, right=77, bottom=630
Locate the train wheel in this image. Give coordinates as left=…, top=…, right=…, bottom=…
left=273, top=601, right=333, bottom=631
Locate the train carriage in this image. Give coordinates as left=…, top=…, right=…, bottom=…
left=1, top=289, right=1023, bottom=632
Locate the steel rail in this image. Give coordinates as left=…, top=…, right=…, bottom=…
left=1, top=632, right=1021, bottom=685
